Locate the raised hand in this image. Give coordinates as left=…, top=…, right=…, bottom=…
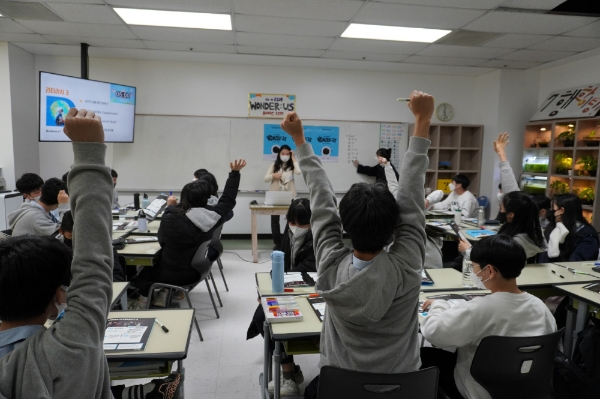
left=407, top=90, right=434, bottom=121
left=230, top=159, right=247, bottom=172
left=57, top=190, right=69, bottom=204
left=167, top=195, right=177, bottom=206
left=280, top=112, right=306, bottom=146
left=494, top=132, right=509, bottom=163
left=352, top=160, right=359, bottom=168
left=63, top=108, right=104, bottom=143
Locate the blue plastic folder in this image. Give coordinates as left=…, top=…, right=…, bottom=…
left=465, top=229, right=497, bottom=238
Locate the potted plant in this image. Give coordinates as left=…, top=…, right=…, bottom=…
left=577, top=155, right=598, bottom=177
left=584, top=130, right=600, bottom=147
left=554, top=153, right=572, bottom=175
left=558, top=126, right=575, bottom=147
left=550, top=180, right=569, bottom=195
left=538, top=139, right=550, bottom=148
left=578, top=187, right=595, bottom=206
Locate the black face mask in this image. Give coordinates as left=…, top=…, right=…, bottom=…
left=496, top=211, right=507, bottom=224
left=546, top=209, right=556, bottom=224
left=63, top=238, right=73, bottom=249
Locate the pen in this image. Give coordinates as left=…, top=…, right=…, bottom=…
left=284, top=288, right=312, bottom=292
left=155, top=319, right=169, bottom=333
left=552, top=270, right=565, bottom=279
left=397, top=98, right=411, bottom=102
left=295, top=293, right=320, bottom=298
left=169, top=191, right=173, bottom=196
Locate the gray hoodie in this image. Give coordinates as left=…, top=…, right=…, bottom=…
left=296, top=136, right=429, bottom=373
left=8, top=201, right=69, bottom=236
left=0, top=143, right=114, bottom=398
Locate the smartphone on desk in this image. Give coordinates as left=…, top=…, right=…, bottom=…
left=449, top=222, right=468, bottom=242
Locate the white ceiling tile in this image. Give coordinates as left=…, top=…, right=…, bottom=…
left=15, top=0, right=101, bottom=3
left=143, top=40, right=236, bottom=53
left=329, top=37, right=428, bottom=54
left=417, top=44, right=513, bottom=58
left=463, top=11, right=595, bottom=35
left=234, top=15, right=347, bottom=37
left=481, top=33, right=552, bottom=48
left=355, top=3, right=486, bottom=29
left=130, top=26, right=235, bottom=44
left=498, top=49, right=577, bottom=62
left=45, top=4, right=123, bottom=25
left=499, top=0, right=566, bottom=10
left=322, top=50, right=409, bottom=62
left=0, top=32, right=52, bottom=43
left=236, top=32, right=333, bottom=50
left=106, top=0, right=232, bottom=13
left=403, top=55, right=487, bottom=66
left=528, top=36, right=600, bottom=52
left=375, top=0, right=505, bottom=9
left=564, top=21, right=600, bottom=38
left=233, top=0, right=363, bottom=21
left=16, top=20, right=137, bottom=39
left=236, top=45, right=324, bottom=57
left=43, top=35, right=146, bottom=49
left=12, top=42, right=81, bottom=56
left=478, top=59, right=541, bottom=69
left=0, top=19, right=33, bottom=33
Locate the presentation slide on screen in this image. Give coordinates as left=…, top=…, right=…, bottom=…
left=39, top=72, right=136, bottom=142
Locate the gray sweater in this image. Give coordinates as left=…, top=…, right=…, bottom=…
left=0, top=143, right=114, bottom=398
left=8, top=202, right=69, bottom=236
left=296, top=136, right=429, bottom=373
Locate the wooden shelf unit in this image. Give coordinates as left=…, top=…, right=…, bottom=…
left=409, top=123, right=484, bottom=196
left=522, top=117, right=600, bottom=228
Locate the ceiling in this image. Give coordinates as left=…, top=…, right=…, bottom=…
left=1, top=0, right=600, bottom=76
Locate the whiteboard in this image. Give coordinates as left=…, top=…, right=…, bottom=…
left=112, top=115, right=408, bottom=193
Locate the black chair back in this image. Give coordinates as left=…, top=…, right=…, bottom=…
left=210, top=224, right=224, bottom=258
left=317, top=366, right=439, bottom=399
left=470, top=328, right=565, bottom=399
left=190, top=240, right=212, bottom=280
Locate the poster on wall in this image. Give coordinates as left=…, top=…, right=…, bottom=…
left=249, top=93, right=296, bottom=118
left=264, top=124, right=339, bottom=162
left=379, top=123, right=408, bottom=170
left=531, top=84, right=600, bottom=121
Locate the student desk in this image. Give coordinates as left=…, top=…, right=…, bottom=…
left=111, top=282, right=130, bottom=310
left=255, top=272, right=316, bottom=297
left=418, top=289, right=491, bottom=323
left=112, top=230, right=131, bottom=240
left=422, top=269, right=475, bottom=292
left=117, top=241, right=161, bottom=267
left=250, top=204, right=289, bottom=263
left=553, top=261, right=600, bottom=279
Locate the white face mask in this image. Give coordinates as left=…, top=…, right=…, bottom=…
left=470, top=266, right=490, bottom=290
left=449, top=183, right=456, bottom=191
left=290, top=225, right=309, bottom=238
left=497, top=192, right=504, bottom=201
left=51, top=285, right=69, bottom=320
left=280, top=156, right=290, bottom=163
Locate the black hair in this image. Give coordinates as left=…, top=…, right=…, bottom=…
left=498, top=183, right=502, bottom=190
left=16, top=173, right=43, bottom=195
left=178, top=180, right=212, bottom=212
left=110, top=169, right=118, bottom=178
left=195, top=170, right=218, bottom=196
left=40, top=178, right=68, bottom=206
left=194, top=168, right=209, bottom=179
left=62, top=172, right=69, bottom=183
left=453, top=174, right=470, bottom=190
left=470, top=234, right=526, bottom=279
left=60, top=211, right=74, bottom=233
left=273, top=144, right=294, bottom=174
left=0, top=235, right=72, bottom=321
left=498, top=191, right=545, bottom=248
left=531, top=194, right=551, bottom=211
left=376, top=148, right=392, bottom=161
left=547, top=194, right=591, bottom=254
left=286, top=198, right=311, bottom=226
left=339, top=182, right=399, bottom=253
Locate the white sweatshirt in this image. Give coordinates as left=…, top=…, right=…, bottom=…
left=432, top=190, right=478, bottom=218
left=421, top=292, right=556, bottom=399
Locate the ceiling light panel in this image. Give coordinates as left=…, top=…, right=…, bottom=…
left=342, top=24, right=451, bottom=43
left=114, top=8, right=231, bottom=30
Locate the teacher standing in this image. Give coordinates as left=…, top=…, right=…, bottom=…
left=352, top=148, right=400, bottom=186
left=264, top=145, right=301, bottom=250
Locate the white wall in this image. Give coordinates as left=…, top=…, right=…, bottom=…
left=539, top=54, right=600, bottom=103
left=0, top=42, right=16, bottom=191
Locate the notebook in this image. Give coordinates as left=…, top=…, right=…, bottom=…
left=308, top=297, right=326, bottom=322
left=422, top=269, right=434, bottom=285
left=583, top=282, right=600, bottom=294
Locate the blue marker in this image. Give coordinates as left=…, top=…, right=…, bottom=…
left=169, top=191, right=173, bottom=196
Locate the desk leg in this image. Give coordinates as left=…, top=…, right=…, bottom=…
left=262, top=321, right=270, bottom=399
left=177, top=359, right=185, bottom=399
left=252, top=210, right=258, bottom=263
left=565, top=298, right=576, bottom=358
left=274, top=340, right=281, bottom=399
left=120, top=290, right=128, bottom=311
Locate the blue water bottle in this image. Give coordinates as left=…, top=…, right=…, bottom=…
left=271, top=250, right=285, bottom=293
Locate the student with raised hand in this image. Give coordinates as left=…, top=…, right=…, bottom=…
left=420, top=235, right=556, bottom=399
left=15, top=173, right=44, bottom=202
left=280, top=90, right=434, bottom=398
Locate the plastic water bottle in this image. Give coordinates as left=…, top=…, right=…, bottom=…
left=271, top=250, right=285, bottom=293
left=141, top=193, right=150, bottom=209
left=454, top=208, right=462, bottom=225
left=462, top=252, right=474, bottom=287
left=137, top=210, right=147, bottom=233
left=477, top=206, right=485, bottom=228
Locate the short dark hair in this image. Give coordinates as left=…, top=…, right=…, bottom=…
left=194, top=168, right=208, bottom=179
left=339, top=183, right=399, bottom=253
left=287, top=198, right=311, bottom=226
left=376, top=148, right=392, bottom=161
left=16, top=173, right=43, bottom=195
left=61, top=211, right=74, bottom=233
left=179, top=180, right=212, bottom=212
left=452, top=174, right=470, bottom=189
left=470, top=234, right=526, bottom=279
left=40, top=178, right=68, bottom=206
left=0, top=235, right=72, bottom=321
left=110, top=169, right=118, bottom=178
left=61, top=172, right=69, bottom=183
left=531, top=195, right=551, bottom=211
left=196, top=171, right=218, bottom=196
left=498, top=183, right=502, bottom=190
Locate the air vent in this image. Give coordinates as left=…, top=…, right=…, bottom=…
left=0, top=1, right=62, bottom=21
left=435, top=31, right=502, bottom=46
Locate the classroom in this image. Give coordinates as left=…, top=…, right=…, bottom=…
left=1, top=1, right=600, bottom=398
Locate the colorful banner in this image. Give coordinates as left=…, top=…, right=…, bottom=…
left=531, top=84, right=600, bottom=121
left=263, top=124, right=339, bottom=162
left=249, top=93, right=296, bottom=118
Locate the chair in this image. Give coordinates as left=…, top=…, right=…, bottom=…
left=146, top=240, right=221, bottom=342
left=210, top=224, right=229, bottom=292
left=477, top=195, right=490, bottom=219
left=316, top=366, right=439, bottom=399
left=469, top=328, right=565, bottom=399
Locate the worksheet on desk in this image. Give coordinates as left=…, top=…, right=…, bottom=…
left=103, top=318, right=154, bottom=351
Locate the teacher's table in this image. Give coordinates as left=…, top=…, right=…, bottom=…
left=117, top=240, right=161, bottom=267
left=250, top=204, right=289, bottom=263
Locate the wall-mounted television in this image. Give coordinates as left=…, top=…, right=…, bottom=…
left=39, top=71, right=136, bottom=143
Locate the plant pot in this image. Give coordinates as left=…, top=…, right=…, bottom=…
left=561, top=139, right=575, bottom=147
left=556, top=167, right=568, bottom=175
left=584, top=138, right=600, bottom=147
left=589, top=170, right=597, bottom=177
left=580, top=199, right=594, bottom=206
left=538, top=142, right=549, bottom=148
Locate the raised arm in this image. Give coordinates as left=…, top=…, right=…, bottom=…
left=495, top=132, right=520, bottom=194
left=280, top=113, right=347, bottom=272
left=214, top=160, right=245, bottom=217
left=356, top=164, right=379, bottom=177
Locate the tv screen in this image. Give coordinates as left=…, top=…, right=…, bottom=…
left=39, top=72, right=136, bottom=143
